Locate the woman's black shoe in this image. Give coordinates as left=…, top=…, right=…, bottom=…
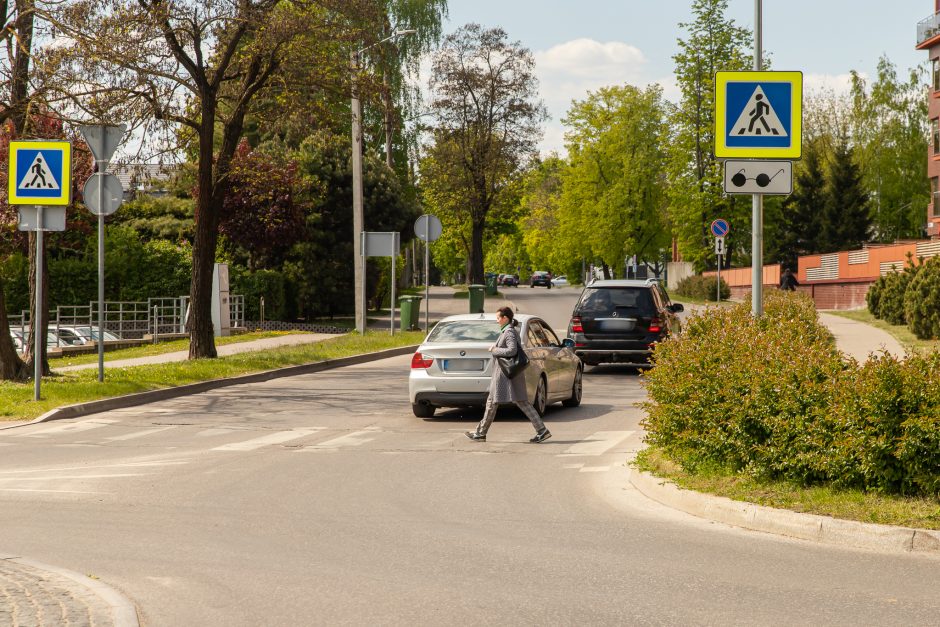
left=529, top=429, right=552, bottom=443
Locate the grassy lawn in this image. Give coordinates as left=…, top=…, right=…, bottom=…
left=2, top=331, right=424, bottom=422
left=635, top=447, right=940, bottom=530
left=48, top=331, right=311, bottom=367
left=827, top=308, right=940, bottom=353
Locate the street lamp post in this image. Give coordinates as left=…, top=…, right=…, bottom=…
left=351, top=29, right=416, bottom=335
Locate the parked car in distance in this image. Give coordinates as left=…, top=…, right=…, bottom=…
left=54, top=326, right=121, bottom=345
left=409, top=313, right=583, bottom=418
left=550, top=275, right=569, bottom=287
left=498, top=273, right=519, bottom=287
left=529, top=271, right=553, bottom=288
left=567, top=279, right=683, bottom=368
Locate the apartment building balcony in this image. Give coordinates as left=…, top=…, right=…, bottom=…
left=917, top=11, right=940, bottom=49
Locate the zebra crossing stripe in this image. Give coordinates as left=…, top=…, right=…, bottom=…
left=557, top=431, right=635, bottom=457
left=14, top=418, right=119, bottom=438
left=211, top=428, right=322, bottom=452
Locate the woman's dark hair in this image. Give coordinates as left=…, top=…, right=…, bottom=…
left=496, top=306, right=518, bottom=327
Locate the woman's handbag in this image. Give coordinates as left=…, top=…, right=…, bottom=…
left=497, top=347, right=529, bottom=379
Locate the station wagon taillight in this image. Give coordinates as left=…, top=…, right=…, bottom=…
left=411, top=352, right=434, bottom=369
left=570, top=317, right=583, bottom=333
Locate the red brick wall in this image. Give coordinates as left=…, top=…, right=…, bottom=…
left=799, top=281, right=873, bottom=310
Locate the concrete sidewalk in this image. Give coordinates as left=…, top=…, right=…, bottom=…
left=817, top=311, right=905, bottom=361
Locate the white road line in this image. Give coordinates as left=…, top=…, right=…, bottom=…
left=197, top=428, right=239, bottom=437
left=579, top=466, right=611, bottom=473
left=0, top=460, right=189, bottom=475
left=557, top=430, right=636, bottom=457
left=104, top=426, right=176, bottom=441
left=14, top=418, right=119, bottom=438
left=211, top=428, right=322, bottom=452
left=0, top=488, right=107, bottom=494
left=307, top=431, right=376, bottom=450
left=0, top=474, right=145, bottom=480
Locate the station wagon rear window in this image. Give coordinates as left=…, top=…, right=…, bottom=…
left=426, top=320, right=502, bottom=343
left=577, top=288, right=655, bottom=315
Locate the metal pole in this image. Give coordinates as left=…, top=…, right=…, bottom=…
left=390, top=256, right=395, bottom=336
left=424, top=221, right=430, bottom=332
left=717, top=253, right=721, bottom=302
left=751, top=0, right=764, bottom=317
left=34, top=207, right=43, bottom=401
left=153, top=305, right=159, bottom=344
left=351, top=51, right=366, bottom=335
left=97, top=163, right=107, bottom=382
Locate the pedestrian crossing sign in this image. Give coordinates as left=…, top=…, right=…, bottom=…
left=8, top=140, right=72, bottom=205
left=714, top=71, right=802, bottom=159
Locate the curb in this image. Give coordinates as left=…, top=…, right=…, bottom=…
left=1, top=345, right=419, bottom=429
left=0, top=554, right=139, bottom=626
left=629, top=469, right=940, bottom=555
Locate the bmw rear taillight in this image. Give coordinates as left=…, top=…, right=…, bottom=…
left=411, top=352, right=433, bottom=369
left=648, top=317, right=662, bottom=333
left=570, top=317, right=583, bottom=333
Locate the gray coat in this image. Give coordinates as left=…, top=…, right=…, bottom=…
left=488, top=323, right=528, bottom=403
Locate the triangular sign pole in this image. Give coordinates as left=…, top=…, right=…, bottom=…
left=78, top=123, right=127, bottom=163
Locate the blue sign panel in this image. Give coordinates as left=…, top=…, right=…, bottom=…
left=724, top=82, right=792, bottom=149
left=8, top=140, right=72, bottom=206
left=710, top=219, right=730, bottom=238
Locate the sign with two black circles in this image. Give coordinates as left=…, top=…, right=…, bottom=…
left=723, top=160, right=792, bottom=195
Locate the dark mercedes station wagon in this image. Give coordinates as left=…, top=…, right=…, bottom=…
left=566, top=279, right=683, bottom=367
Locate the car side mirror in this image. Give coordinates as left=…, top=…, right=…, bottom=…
left=671, top=303, right=684, bottom=313
left=562, top=338, right=575, bottom=349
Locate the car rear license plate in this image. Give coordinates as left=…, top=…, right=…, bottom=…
left=600, top=318, right=636, bottom=331
left=443, top=359, right=485, bottom=371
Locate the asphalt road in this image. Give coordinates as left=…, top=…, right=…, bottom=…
left=2, top=288, right=939, bottom=625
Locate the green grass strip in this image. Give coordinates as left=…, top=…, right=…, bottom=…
left=2, top=331, right=424, bottom=422
left=635, top=447, right=940, bottom=530
left=827, top=308, right=940, bottom=353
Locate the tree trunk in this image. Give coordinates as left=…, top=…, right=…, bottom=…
left=469, top=219, right=486, bottom=284
left=0, top=276, right=28, bottom=380
left=188, top=104, right=220, bottom=359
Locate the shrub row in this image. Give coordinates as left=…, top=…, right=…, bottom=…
left=867, top=254, right=940, bottom=339
left=674, top=274, right=730, bottom=302
left=642, top=290, right=940, bottom=497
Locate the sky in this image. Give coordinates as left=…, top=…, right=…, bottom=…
left=439, top=0, right=933, bottom=155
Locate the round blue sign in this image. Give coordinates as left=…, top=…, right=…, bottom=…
left=710, top=219, right=730, bottom=237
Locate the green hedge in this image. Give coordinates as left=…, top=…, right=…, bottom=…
left=674, top=274, right=730, bottom=301
left=642, top=291, right=940, bottom=497
left=904, top=256, right=940, bottom=340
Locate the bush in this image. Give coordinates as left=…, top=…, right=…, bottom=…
left=642, top=291, right=940, bottom=497
left=230, top=267, right=288, bottom=321
left=674, top=274, right=730, bottom=301
left=865, top=274, right=886, bottom=318
left=875, top=255, right=920, bottom=325
left=904, top=256, right=940, bottom=340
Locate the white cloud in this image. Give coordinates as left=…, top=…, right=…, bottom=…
left=803, top=72, right=860, bottom=97
left=534, top=39, right=658, bottom=156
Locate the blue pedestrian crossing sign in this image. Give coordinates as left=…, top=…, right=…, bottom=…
left=714, top=71, right=802, bottom=159
left=8, top=140, right=72, bottom=206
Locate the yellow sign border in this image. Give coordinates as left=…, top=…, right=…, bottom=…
left=8, top=140, right=73, bottom=206
left=714, top=71, right=802, bottom=159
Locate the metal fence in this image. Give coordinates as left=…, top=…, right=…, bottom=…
left=11, top=295, right=245, bottom=346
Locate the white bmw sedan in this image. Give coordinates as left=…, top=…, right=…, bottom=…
left=408, top=313, right=583, bottom=418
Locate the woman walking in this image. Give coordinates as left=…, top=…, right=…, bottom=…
left=466, top=306, right=552, bottom=443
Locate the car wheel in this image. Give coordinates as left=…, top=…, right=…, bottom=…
left=533, top=377, right=548, bottom=417
left=562, top=367, right=582, bottom=407
left=412, top=403, right=436, bottom=418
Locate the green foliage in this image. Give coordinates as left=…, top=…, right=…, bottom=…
left=850, top=59, right=930, bottom=242
left=230, top=267, right=288, bottom=321
left=556, top=85, right=671, bottom=273
left=674, top=275, right=730, bottom=301
left=642, top=292, right=940, bottom=497
left=904, top=256, right=940, bottom=340
left=819, top=134, right=870, bottom=252
left=111, top=194, right=195, bottom=243
left=873, top=256, right=921, bottom=325
left=667, top=0, right=752, bottom=270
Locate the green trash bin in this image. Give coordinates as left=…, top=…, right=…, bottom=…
left=468, top=284, right=486, bottom=313
left=485, top=274, right=498, bottom=296
left=399, top=295, right=423, bottom=331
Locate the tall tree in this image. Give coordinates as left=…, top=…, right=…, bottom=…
left=667, top=0, right=752, bottom=270
left=49, top=0, right=328, bottom=358
left=820, top=134, right=870, bottom=252
left=555, top=85, right=671, bottom=277
left=849, top=58, right=929, bottom=242
left=771, top=139, right=827, bottom=269
left=424, top=23, right=546, bottom=284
